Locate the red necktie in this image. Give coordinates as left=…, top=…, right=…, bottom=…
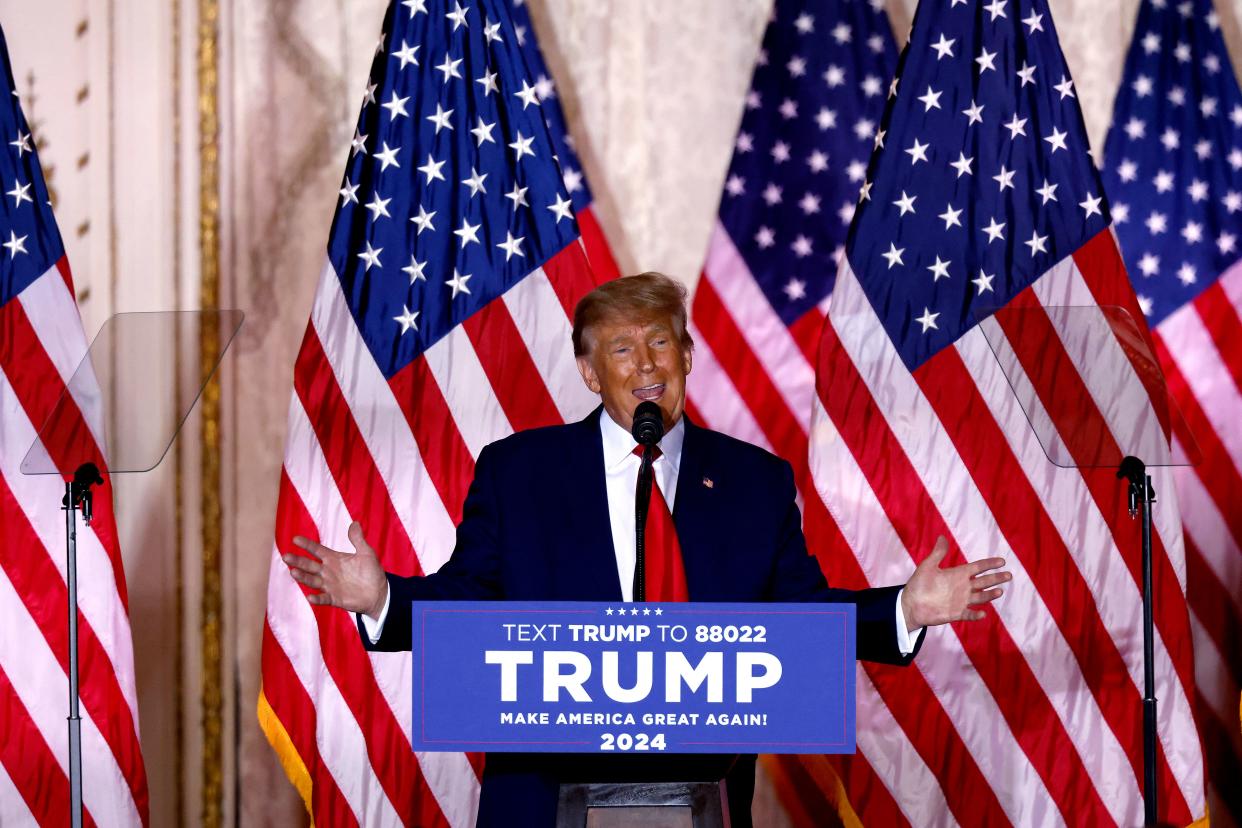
left=633, top=446, right=690, bottom=602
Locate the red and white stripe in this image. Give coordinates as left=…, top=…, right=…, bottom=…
left=575, top=205, right=622, bottom=287
left=688, top=222, right=823, bottom=465
left=807, top=229, right=1205, bottom=825
left=1153, top=261, right=1242, bottom=821
left=690, top=211, right=1210, bottom=823
left=0, top=262, right=149, bottom=825
left=261, top=241, right=602, bottom=825
left=688, top=220, right=897, bottom=823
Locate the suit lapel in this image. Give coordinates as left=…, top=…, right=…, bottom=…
left=562, top=407, right=624, bottom=600
left=672, top=416, right=717, bottom=600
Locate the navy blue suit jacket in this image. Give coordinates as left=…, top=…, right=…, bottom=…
left=362, top=410, right=920, bottom=826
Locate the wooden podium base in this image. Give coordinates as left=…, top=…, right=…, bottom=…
left=556, top=781, right=729, bottom=828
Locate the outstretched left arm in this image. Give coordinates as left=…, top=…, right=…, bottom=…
left=901, top=536, right=1010, bottom=631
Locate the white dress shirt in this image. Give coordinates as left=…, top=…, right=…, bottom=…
left=364, top=409, right=921, bottom=654
left=601, top=408, right=684, bottom=602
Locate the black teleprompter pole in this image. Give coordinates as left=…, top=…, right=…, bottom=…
left=1118, top=455, right=1157, bottom=826
left=63, top=462, right=102, bottom=828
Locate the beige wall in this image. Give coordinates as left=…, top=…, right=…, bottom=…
left=3, top=0, right=1241, bottom=824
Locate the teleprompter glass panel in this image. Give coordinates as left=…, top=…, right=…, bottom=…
left=972, top=304, right=1198, bottom=469
left=21, top=310, right=244, bottom=476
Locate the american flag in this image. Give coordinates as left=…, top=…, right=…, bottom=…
left=684, top=0, right=903, bottom=819
left=257, top=0, right=603, bottom=823
left=1100, top=0, right=1242, bottom=820
left=810, top=0, right=1207, bottom=824
left=0, top=25, right=149, bottom=828
left=686, top=0, right=895, bottom=469
left=505, top=0, right=620, bottom=283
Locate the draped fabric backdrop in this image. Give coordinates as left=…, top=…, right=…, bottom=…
left=0, top=0, right=1239, bottom=824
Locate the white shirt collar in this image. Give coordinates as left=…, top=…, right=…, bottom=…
left=599, top=408, right=685, bottom=473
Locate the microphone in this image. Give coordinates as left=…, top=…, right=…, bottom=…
left=631, top=401, right=665, bottom=447
left=631, top=402, right=664, bottom=602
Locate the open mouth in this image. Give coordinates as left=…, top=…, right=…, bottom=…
left=632, top=383, right=665, bottom=401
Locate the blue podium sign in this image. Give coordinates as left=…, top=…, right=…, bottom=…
left=410, top=602, right=855, bottom=754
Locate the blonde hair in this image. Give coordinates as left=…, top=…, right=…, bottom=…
left=572, top=272, right=694, bottom=357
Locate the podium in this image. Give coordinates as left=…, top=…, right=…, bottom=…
left=975, top=303, right=1200, bottom=826
left=556, top=781, right=729, bottom=827
left=21, top=310, right=243, bottom=828
left=410, top=600, right=855, bottom=827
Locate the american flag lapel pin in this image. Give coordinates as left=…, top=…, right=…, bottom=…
left=702, top=476, right=714, bottom=489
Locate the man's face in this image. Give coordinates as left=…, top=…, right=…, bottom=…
left=576, top=314, right=693, bottom=433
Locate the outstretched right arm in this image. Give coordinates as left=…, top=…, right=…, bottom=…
left=282, top=443, right=507, bottom=652
left=284, top=521, right=389, bottom=618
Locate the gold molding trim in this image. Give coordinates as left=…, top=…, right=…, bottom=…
left=172, top=0, right=186, bottom=823
left=197, top=0, right=223, bottom=825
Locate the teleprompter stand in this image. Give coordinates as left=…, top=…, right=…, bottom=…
left=976, top=304, right=1200, bottom=827
left=62, top=461, right=103, bottom=825
left=22, top=310, right=243, bottom=828
left=1117, top=455, right=1160, bottom=827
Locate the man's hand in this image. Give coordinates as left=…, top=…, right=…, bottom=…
left=283, top=521, right=388, bottom=620
left=901, top=536, right=1010, bottom=631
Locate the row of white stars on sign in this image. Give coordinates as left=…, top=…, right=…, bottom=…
left=604, top=607, right=664, bottom=616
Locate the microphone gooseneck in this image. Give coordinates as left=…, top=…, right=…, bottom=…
left=631, top=401, right=664, bottom=602
left=631, top=401, right=665, bottom=446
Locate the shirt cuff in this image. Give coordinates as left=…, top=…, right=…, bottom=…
left=894, top=587, right=925, bottom=656
left=358, top=583, right=391, bottom=644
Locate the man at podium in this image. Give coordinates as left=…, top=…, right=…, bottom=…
left=283, top=272, right=1010, bottom=826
